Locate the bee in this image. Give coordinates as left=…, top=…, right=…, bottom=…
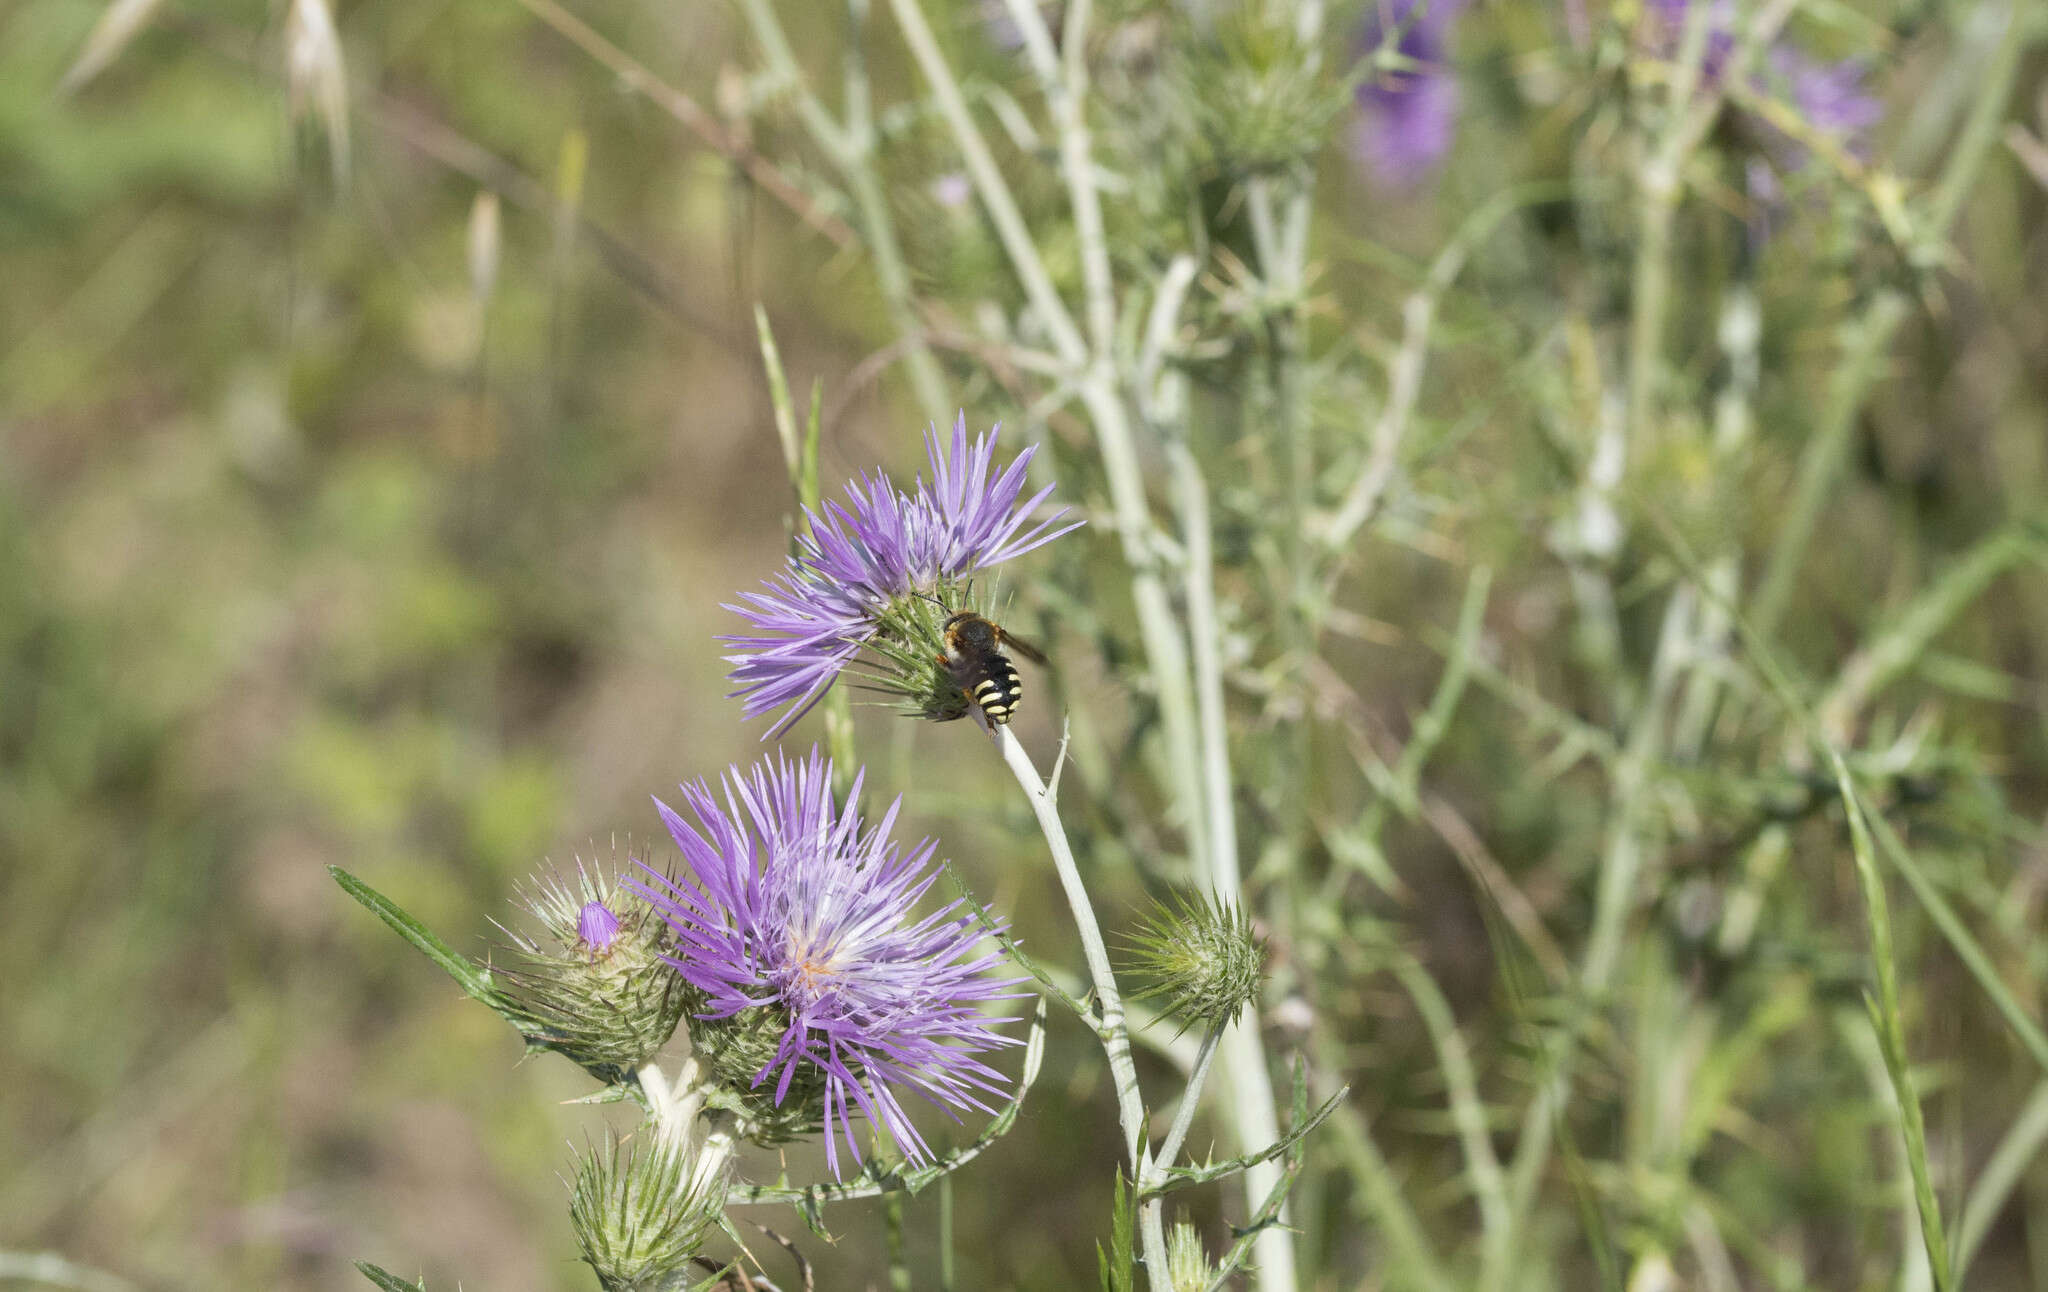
left=939, top=611, right=1048, bottom=726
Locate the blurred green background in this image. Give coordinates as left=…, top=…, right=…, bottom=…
left=5, top=0, right=2048, bottom=1289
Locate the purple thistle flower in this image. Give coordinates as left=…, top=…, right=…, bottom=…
left=1351, top=0, right=1464, bottom=190
left=576, top=899, right=621, bottom=954
left=1646, top=0, right=1737, bottom=84
left=1645, top=1, right=1881, bottom=152
left=628, top=749, right=1024, bottom=1176
left=724, top=414, right=1080, bottom=734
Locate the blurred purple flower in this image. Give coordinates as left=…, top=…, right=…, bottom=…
left=1646, top=0, right=1737, bottom=83
left=724, top=415, right=1080, bottom=734
left=1646, top=0, right=1881, bottom=151
left=1351, top=0, right=1464, bottom=189
left=1769, top=47, right=1881, bottom=147
left=628, top=749, right=1023, bottom=1175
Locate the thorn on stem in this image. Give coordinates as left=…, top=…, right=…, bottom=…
left=1048, top=716, right=1073, bottom=799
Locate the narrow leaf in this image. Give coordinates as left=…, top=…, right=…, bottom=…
left=353, top=1262, right=428, bottom=1292
left=328, top=866, right=520, bottom=1027
left=1834, top=758, right=1953, bottom=1292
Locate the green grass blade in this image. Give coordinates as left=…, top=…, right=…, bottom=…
left=1833, top=756, right=1953, bottom=1292
left=1857, top=802, right=2048, bottom=1078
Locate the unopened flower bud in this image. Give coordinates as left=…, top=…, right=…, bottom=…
left=500, top=844, right=689, bottom=1083
left=685, top=1004, right=829, bottom=1148
left=1123, top=893, right=1266, bottom=1032
left=568, top=1131, right=725, bottom=1292
left=1166, top=1220, right=1218, bottom=1292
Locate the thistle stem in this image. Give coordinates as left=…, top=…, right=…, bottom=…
left=993, top=723, right=1167, bottom=1285
left=1153, top=1023, right=1225, bottom=1176
left=1136, top=1022, right=1224, bottom=1280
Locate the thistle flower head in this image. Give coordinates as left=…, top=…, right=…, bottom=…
left=567, top=1130, right=726, bottom=1292
left=498, top=845, right=690, bottom=1083
left=1351, top=0, right=1464, bottom=189
left=628, top=749, right=1025, bottom=1175
left=1123, top=892, right=1266, bottom=1032
left=724, top=414, right=1079, bottom=734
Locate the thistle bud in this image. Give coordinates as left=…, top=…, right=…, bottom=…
left=499, top=844, right=689, bottom=1083
left=1123, top=893, right=1266, bottom=1032
left=1165, top=1220, right=1219, bottom=1292
left=684, top=1005, right=830, bottom=1148
left=567, top=1131, right=726, bottom=1292
left=1170, top=9, right=1346, bottom=178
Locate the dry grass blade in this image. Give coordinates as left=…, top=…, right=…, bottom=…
left=286, top=0, right=350, bottom=182
left=468, top=190, right=502, bottom=308
left=58, top=0, right=169, bottom=95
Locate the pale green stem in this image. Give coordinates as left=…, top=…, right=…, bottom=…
left=736, top=0, right=949, bottom=424
left=999, top=0, right=1114, bottom=355
left=1627, top=0, right=1798, bottom=463
left=970, top=0, right=1204, bottom=880
left=1169, top=443, right=1293, bottom=1289
left=993, top=724, right=1167, bottom=1285
left=1136, top=1023, right=1225, bottom=1274
left=1152, top=1025, right=1225, bottom=1174
left=638, top=1058, right=680, bottom=1128
left=689, top=1120, right=740, bottom=1197
left=886, top=0, right=1087, bottom=366
left=1217, top=22, right=1321, bottom=1288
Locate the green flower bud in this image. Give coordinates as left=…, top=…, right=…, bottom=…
left=1123, top=892, right=1266, bottom=1032
left=1170, top=10, right=1346, bottom=177
left=500, top=844, right=689, bottom=1084
left=567, top=1130, right=726, bottom=1292
left=1166, top=1220, right=1218, bottom=1292
left=688, top=1005, right=830, bottom=1147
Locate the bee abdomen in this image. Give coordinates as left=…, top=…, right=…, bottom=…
left=969, top=657, right=1024, bottom=725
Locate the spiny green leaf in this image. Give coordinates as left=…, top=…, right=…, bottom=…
left=328, top=866, right=525, bottom=1031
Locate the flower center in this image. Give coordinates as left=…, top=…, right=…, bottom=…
left=781, top=929, right=845, bottom=1003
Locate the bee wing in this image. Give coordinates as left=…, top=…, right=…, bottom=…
left=998, top=628, right=1049, bottom=666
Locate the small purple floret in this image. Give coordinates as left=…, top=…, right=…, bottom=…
left=1352, top=0, right=1464, bottom=189
left=577, top=900, right=621, bottom=953
left=723, top=414, right=1081, bottom=734
left=627, top=748, right=1025, bottom=1176
left=1771, top=47, right=1881, bottom=147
